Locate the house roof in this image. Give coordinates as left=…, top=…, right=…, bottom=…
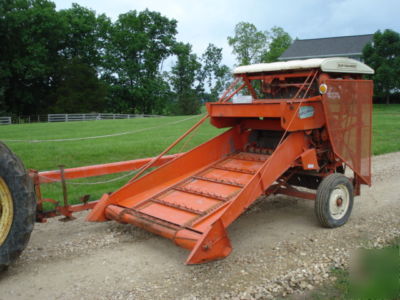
left=279, top=34, right=373, bottom=60
left=233, top=57, right=374, bottom=75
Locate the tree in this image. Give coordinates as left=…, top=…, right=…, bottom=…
left=0, top=0, right=65, bottom=115
left=227, top=22, right=267, bottom=65
left=261, top=26, right=292, bottom=63
left=201, top=43, right=230, bottom=101
left=104, top=9, right=177, bottom=113
left=1, top=2, right=233, bottom=116
left=53, top=58, right=107, bottom=113
left=58, top=4, right=103, bottom=67
left=170, top=43, right=202, bottom=115
left=54, top=5, right=111, bottom=113
left=363, top=29, right=400, bottom=104
left=0, top=0, right=111, bottom=115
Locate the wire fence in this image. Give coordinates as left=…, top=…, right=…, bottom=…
left=0, top=113, right=163, bottom=125
left=2, top=115, right=201, bottom=143
left=47, top=113, right=161, bottom=122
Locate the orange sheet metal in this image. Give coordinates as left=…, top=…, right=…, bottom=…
left=186, top=131, right=308, bottom=264
left=208, top=100, right=325, bottom=131
left=322, top=79, right=373, bottom=185
left=125, top=152, right=263, bottom=231
left=98, top=128, right=309, bottom=264
left=207, top=102, right=282, bottom=118
left=87, top=127, right=242, bottom=222
left=102, top=150, right=271, bottom=258
left=105, top=204, right=201, bottom=250
left=86, top=69, right=351, bottom=264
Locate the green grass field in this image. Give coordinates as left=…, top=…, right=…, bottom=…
left=372, top=104, right=400, bottom=155
left=1, top=114, right=224, bottom=205
left=1, top=104, right=399, bottom=206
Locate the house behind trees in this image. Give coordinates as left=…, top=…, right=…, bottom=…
left=279, top=34, right=373, bottom=62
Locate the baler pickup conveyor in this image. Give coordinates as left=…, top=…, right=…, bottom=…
left=88, top=127, right=308, bottom=264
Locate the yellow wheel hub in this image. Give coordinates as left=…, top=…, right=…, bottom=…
left=0, top=177, right=13, bottom=245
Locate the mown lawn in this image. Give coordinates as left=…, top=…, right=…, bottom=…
left=1, top=114, right=222, bottom=170
left=372, top=104, right=400, bottom=155
left=1, top=104, right=399, bottom=205
left=1, top=114, right=224, bottom=204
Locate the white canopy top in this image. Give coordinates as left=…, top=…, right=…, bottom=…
left=233, top=57, right=374, bottom=75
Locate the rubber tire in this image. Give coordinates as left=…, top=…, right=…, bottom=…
left=315, top=173, right=353, bottom=228
left=0, top=142, right=36, bottom=271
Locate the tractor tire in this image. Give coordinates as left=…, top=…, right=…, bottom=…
left=0, top=142, right=36, bottom=271
left=315, top=173, right=353, bottom=228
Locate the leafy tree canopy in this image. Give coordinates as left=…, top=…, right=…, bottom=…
left=262, top=26, right=292, bottom=63
left=201, top=44, right=230, bottom=101
left=228, top=23, right=292, bottom=66
left=104, top=9, right=177, bottom=113
left=227, top=22, right=268, bottom=65
left=0, top=0, right=64, bottom=114
left=53, top=58, right=107, bottom=113
left=363, top=29, right=400, bottom=104
left=0, top=0, right=294, bottom=116
left=170, top=43, right=202, bottom=115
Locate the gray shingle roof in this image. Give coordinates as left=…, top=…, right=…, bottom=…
left=279, top=34, right=373, bottom=60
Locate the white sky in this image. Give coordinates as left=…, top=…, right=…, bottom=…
left=53, top=0, right=400, bottom=68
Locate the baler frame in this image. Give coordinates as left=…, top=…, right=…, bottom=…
left=30, top=154, right=182, bottom=222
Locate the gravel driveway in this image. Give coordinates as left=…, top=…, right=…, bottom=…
left=0, top=152, right=399, bottom=299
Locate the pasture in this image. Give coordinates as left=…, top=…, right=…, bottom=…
left=1, top=104, right=399, bottom=205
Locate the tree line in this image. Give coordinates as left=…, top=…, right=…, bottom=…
left=0, top=1, right=294, bottom=116
left=3, top=0, right=396, bottom=116
left=0, top=1, right=228, bottom=116
left=363, top=29, right=400, bottom=104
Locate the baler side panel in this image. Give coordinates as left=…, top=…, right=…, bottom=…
left=322, top=79, right=373, bottom=185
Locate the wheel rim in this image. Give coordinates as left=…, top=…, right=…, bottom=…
left=0, top=177, right=13, bottom=245
left=329, top=184, right=350, bottom=220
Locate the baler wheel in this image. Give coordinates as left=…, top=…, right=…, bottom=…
left=315, top=173, right=353, bottom=228
left=0, top=142, right=36, bottom=272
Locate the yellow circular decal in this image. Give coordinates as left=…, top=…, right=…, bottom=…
left=319, top=83, right=328, bottom=94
